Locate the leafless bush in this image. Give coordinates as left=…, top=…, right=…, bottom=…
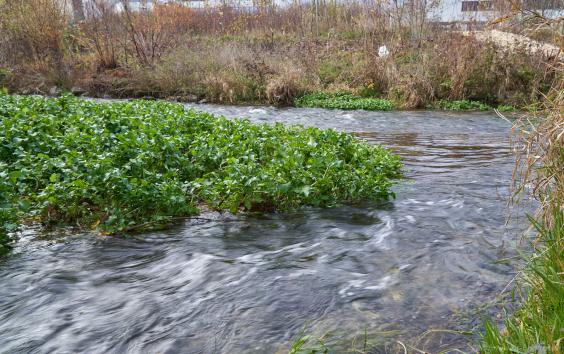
left=121, top=2, right=194, bottom=66
left=81, top=1, right=123, bottom=70
left=0, top=0, right=70, bottom=65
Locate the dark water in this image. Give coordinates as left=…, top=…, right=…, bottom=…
left=0, top=106, right=532, bottom=353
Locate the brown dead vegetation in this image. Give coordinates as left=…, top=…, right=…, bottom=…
left=0, top=0, right=559, bottom=108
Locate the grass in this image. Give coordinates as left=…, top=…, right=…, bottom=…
left=481, top=209, right=564, bottom=354
left=0, top=94, right=401, bottom=251
left=295, top=92, right=395, bottom=111
left=288, top=333, right=329, bottom=354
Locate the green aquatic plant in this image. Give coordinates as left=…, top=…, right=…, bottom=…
left=294, top=92, right=395, bottom=111
left=0, top=167, right=17, bottom=255
left=496, top=105, right=518, bottom=112
left=435, top=100, right=492, bottom=111
left=0, top=94, right=401, bottom=240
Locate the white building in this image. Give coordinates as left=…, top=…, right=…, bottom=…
left=430, top=0, right=494, bottom=23
left=430, top=0, right=564, bottom=24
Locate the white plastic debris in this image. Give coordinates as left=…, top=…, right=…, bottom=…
left=378, top=45, right=390, bottom=58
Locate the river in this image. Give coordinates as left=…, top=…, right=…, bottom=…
left=0, top=105, right=532, bottom=353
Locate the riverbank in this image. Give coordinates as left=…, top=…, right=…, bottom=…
left=480, top=82, right=563, bottom=353
left=0, top=94, right=401, bottom=253
left=0, top=2, right=559, bottom=111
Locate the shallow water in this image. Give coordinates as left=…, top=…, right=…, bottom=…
left=0, top=105, right=532, bottom=353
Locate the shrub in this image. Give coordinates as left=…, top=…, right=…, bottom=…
left=0, top=0, right=69, bottom=65
left=121, top=3, right=195, bottom=66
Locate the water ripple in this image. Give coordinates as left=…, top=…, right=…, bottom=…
left=0, top=106, right=533, bottom=353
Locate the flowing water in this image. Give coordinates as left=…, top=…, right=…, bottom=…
left=0, top=105, right=532, bottom=353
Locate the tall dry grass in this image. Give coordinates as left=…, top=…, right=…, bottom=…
left=502, top=6, right=564, bottom=224
left=510, top=79, right=563, bottom=224
left=481, top=7, right=563, bottom=353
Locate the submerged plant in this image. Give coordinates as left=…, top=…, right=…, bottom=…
left=295, top=92, right=395, bottom=111
left=0, top=94, right=401, bottom=243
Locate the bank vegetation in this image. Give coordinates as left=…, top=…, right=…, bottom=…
left=0, top=0, right=560, bottom=110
